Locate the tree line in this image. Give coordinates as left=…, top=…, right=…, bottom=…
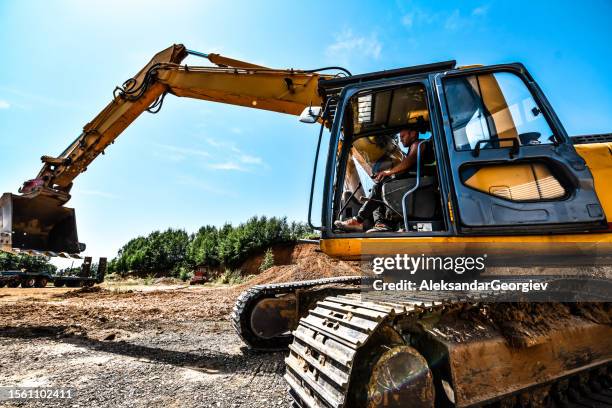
left=108, top=216, right=314, bottom=276
left=0, top=252, right=57, bottom=274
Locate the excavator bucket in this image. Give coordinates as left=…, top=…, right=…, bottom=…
left=0, top=193, right=82, bottom=254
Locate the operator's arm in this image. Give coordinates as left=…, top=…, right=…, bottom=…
left=374, top=142, right=424, bottom=182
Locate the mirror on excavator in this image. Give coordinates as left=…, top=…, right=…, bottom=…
left=299, top=106, right=322, bottom=123
left=0, top=193, right=83, bottom=255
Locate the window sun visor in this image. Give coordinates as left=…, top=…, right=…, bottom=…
left=352, top=85, right=430, bottom=135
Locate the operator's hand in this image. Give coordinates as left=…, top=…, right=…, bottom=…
left=374, top=170, right=392, bottom=183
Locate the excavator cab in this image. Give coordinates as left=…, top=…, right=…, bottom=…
left=290, top=62, right=612, bottom=408
left=319, top=62, right=608, bottom=241
left=336, top=83, right=443, bottom=233
left=0, top=193, right=82, bottom=255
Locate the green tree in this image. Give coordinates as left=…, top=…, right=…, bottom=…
left=109, top=217, right=314, bottom=276
left=186, top=225, right=220, bottom=268
left=0, top=252, right=56, bottom=274
left=111, top=228, right=189, bottom=275
left=259, top=248, right=274, bottom=272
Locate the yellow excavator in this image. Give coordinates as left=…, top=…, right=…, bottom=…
left=1, top=44, right=611, bottom=407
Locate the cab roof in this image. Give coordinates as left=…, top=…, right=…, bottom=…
left=319, top=60, right=456, bottom=92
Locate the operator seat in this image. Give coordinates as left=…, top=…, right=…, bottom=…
left=381, top=139, right=440, bottom=224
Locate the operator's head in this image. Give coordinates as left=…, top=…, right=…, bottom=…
left=399, top=126, right=419, bottom=147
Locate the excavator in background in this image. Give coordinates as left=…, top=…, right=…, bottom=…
left=1, top=44, right=612, bottom=407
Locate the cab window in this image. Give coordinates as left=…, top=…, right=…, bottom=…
left=444, top=72, right=555, bottom=151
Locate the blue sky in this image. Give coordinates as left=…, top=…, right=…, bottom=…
left=1, top=0, right=611, bottom=264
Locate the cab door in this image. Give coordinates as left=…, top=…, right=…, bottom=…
left=434, top=65, right=606, bottom=234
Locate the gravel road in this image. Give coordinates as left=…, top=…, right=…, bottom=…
left=0, top=285, right=292, bottom=408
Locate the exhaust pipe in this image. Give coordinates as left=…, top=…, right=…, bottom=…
left=0, top=193, right=83, bottom=254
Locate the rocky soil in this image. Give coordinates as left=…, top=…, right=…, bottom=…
left=0, top=243, right=360, bottom=407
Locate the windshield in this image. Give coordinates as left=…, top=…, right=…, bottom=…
left=444, top=71, right=555, bottom=151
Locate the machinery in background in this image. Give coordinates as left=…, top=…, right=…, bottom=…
left=0, top=256, right=107, bottom=288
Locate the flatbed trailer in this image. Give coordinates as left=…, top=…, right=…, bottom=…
left=0, top=257, right=106, bottom=288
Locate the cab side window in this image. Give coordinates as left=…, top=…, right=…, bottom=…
left=445, top=72, right=556, bottom=151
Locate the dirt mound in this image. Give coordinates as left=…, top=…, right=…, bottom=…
left=0, top=244, right=360, bottom=328
left=56, top=286, right=108, bottom=298
left=154, top=277, right=183, bottom=285
left=238, top=242, right=361, bottom=288
left=237, top=242, right=297, bottom=275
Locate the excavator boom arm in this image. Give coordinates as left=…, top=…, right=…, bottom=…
left=30, top=44, right=328, bottom=196
left=1, top=44, right=331, bottom=255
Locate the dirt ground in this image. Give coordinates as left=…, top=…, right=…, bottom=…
left=0, top=244, right=360, bottom=408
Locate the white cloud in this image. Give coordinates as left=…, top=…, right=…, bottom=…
left=176, top=175, right=235, bottom=196
left=0, top=100, right=9, bottom=109
left=205, top=137, right=243, bottom=154
left=208, top=161, right=247, bottom=172
left=153, top=143, right=210, bottom=162
left=205, top=138, right=223, bottom=148
left=204, top=137, right=266, bottom=170
left=400, top=6, right=488, bottom=32
left=238, top=154, right=262, bottom=165
left=444, top=10, right=461, bottom=31
left=445, top=7, right=488, bottom=31
left=401, top=14, right=414, bottom=28
left=472, top=5, right=489, bottom=16
left=401, top=9, right=437, bottom=28
left=154, top=139, right=264, bottom=171
left=326, top=29, right=382, bottom=63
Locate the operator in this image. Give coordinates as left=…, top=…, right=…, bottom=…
left=334, top=125, right=424, bottom=233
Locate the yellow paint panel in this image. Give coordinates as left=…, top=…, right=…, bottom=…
left=576, top=142, right=612, bottom=220
left=321, top=233, right=612, bottom=260
left=159, top=67, right=324, bottom=116
left=322, top=144, right=611, bottom=260
left=478, top=74, right=518, bottom=144
left=532, top=163, right=566, bottom=199
left=464, top=163, right=565, bottom=201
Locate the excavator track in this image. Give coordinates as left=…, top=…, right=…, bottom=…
left=231, top=276, right=362, bottom=351
left=285, top=292, right=449, bottom=408
left=285, top=292, right=612, bottom=408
